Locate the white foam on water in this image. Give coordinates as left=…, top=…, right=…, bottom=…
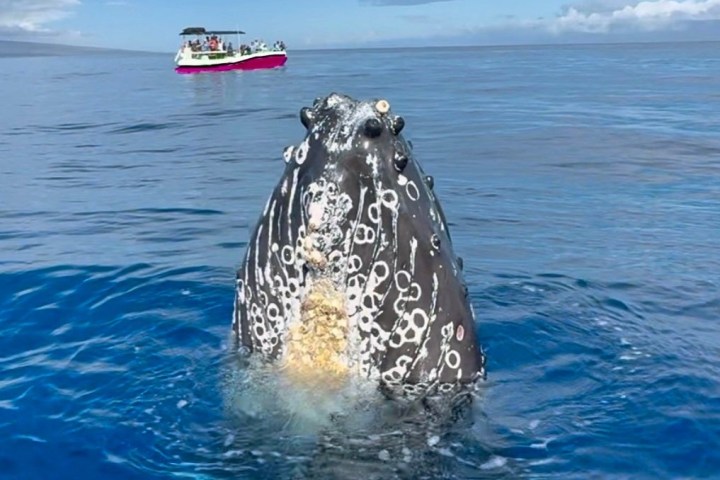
left=528, top=457, right=560, bottom=467
left=427, top=434, right=440, bottom=447
left=530, top=435, right=556, bottom=449
left=104, top=453, right=127, bottom=464
left=221, top=355, right=382, bottom=436
left=480, top=455, right=508, bottom=470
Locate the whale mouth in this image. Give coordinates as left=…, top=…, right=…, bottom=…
left=234, top=93, right=486, bottom=399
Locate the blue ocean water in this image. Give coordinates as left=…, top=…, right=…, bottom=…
left=1, top=42, right=720, bottom=479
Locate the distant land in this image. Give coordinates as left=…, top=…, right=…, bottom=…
left=0, top=40, right=160, bottom=58
left=2, top=37, right=720, bottom=59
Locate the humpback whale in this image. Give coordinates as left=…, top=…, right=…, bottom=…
left=233, top=93, right=486, bottom=399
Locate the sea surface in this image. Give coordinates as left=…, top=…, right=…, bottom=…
left=1, top=42, right=719, bottom=479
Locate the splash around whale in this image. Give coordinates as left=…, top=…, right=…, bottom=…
left=232, top=92, right=486, bottom=401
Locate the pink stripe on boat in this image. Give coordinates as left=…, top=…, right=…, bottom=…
left=175, top=54, right=287, bottom=74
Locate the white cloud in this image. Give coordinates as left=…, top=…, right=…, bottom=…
left=410, top=0, right=720, bottom=47
left=396, top=0, right=720, bottom=48
left=552, top=0, right=720, bottom=33
left=0, top=0, right=80, bottom=34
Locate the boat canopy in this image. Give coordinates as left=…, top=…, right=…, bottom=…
left=179, top=27, right=245, bottom=36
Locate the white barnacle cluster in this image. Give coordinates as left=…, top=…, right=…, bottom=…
left=300, top=178, right=353, bottom=274
left=281, top=176, right=360, bottom=381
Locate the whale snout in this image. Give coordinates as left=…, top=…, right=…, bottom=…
left=234, top=93, right=486, bottom=399
left=297, top=93, right=407, bottom=155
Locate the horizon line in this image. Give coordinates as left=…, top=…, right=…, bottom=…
left=2, top=37, right=719, bottom=56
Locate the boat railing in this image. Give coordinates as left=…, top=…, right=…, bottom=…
left=189, top=50, right=230, bottom=59
left=179, top=47, right=285, bottom=60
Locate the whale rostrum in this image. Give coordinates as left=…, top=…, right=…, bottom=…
left=233, top=93, right=486, bottom=398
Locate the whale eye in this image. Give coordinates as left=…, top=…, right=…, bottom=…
left=424, top=175, right=434, bottom=190
left=364, top=118, right=383, bottom=138
left=393, top=154, right=408, bottom=172
left=391, top=116, right=405, bottom=135
left=300, top=107, right=314, bottom=129
left=431, top=234, right=441, bottom=250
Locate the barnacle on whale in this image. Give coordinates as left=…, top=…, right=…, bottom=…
left=282, top=278, right=350, bottom=386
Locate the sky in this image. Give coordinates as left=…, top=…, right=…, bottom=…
left=0, top=0, right=719, bottom=51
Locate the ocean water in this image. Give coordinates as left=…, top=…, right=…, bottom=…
left=1, top=42, right=720, bottom=479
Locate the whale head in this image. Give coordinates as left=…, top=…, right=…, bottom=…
left=234, top=93, right=485, bottom=398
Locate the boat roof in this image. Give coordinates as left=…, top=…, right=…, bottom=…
left=180, top=27, right=245, bottom=36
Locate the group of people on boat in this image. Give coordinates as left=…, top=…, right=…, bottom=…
left=184, top=35, right=228, bottom=52
left=183, top=35, right=225, bottom=52
left=244, top=39, right=286, bottom=53
left=182, top=37, right=286, bottom=56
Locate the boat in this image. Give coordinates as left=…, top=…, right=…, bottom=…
left=174, top=27, right=287, bottom=74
